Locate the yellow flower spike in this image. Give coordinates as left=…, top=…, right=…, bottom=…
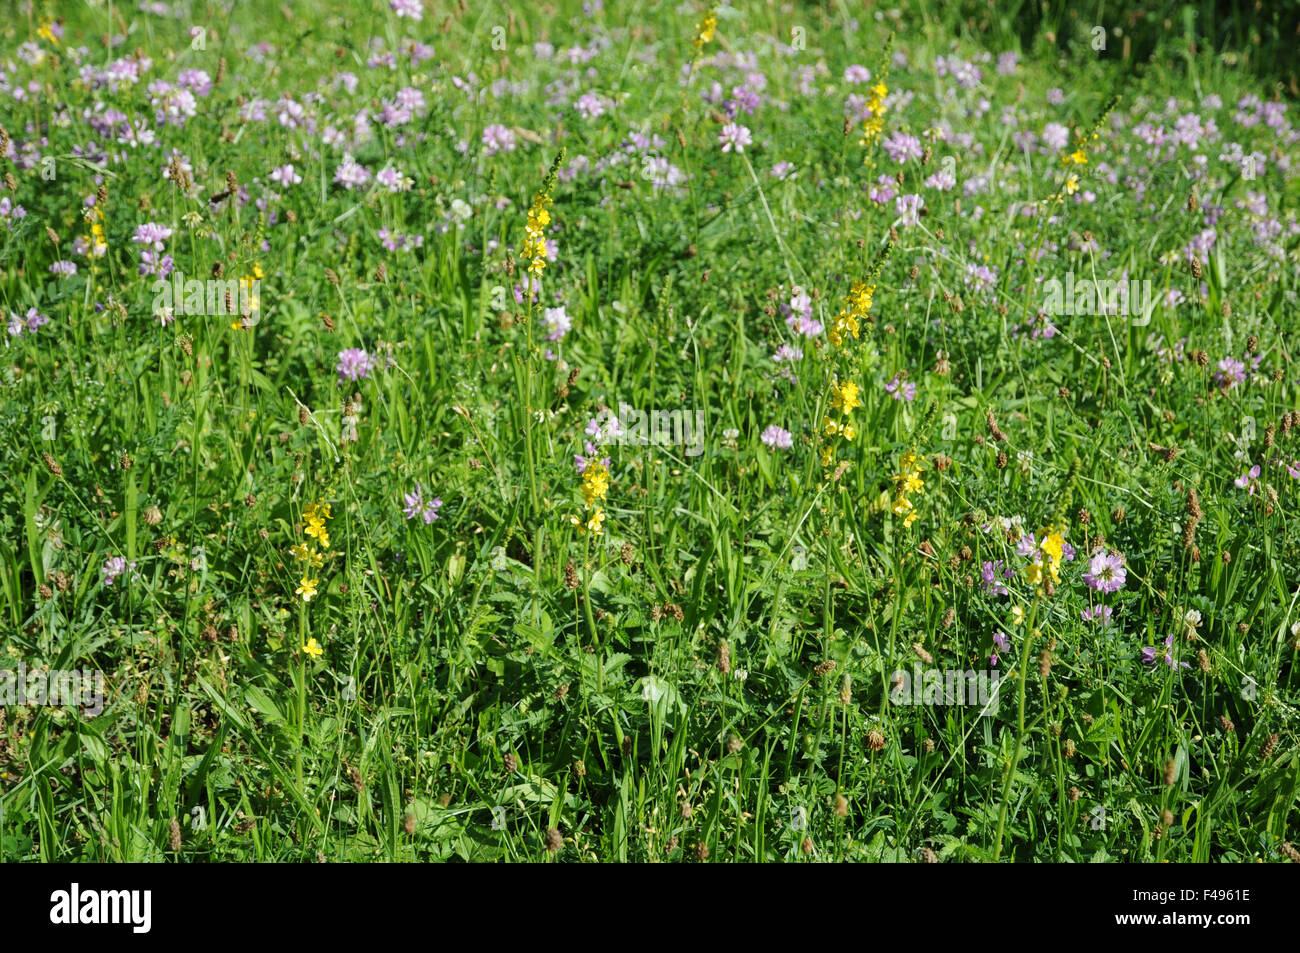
left=1041, top=531, right=1064, bottom=564
left=694, top=9, right=718, bottom=50
left=829, top=308, right=861, bottom=349
left=296, top=577, right=319, bottom=602
left=844, top=281, right=875, bottom=315
left=830, top=380, right=862, bottom=415
left=580, top=462, right=611, bottom=508
left=303, top=637, right=324, bottom=659
left=522, top=189, right=559, bottom=276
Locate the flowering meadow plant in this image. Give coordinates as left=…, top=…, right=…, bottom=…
left=0, top=1, right=1297, bottom=869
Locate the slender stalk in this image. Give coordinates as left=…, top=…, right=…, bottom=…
left=523, top=271, right=540, bottom=518
left=296, top=605, right=307, bottom=790
left=992, top=598, right=1038, bottom=861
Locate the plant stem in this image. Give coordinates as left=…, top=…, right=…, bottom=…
left=297, top=605, right=307, bottom=790
left=992, top=598, right=1038, bottom=861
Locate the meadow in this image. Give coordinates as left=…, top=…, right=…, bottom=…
left=0, top=0, right=1298, bottom=863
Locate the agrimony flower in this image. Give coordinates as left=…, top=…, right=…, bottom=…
left=296, top=577, right=319, bottom=602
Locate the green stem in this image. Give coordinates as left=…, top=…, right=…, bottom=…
left=296, top=605, right=307, bottom=790
left=992, top=599, right=1039, bottom=861
left=523, top=272, right=540, bottom=519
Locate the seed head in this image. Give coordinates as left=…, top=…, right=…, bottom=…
left=1260, top=733, right=1278, bottom=761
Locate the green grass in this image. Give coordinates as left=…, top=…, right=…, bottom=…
left=0, top=0, right=1297, bottom=862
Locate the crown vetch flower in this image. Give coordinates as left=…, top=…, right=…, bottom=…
left=1082, top=549, right=1125, bottom=593
left=336, top=348, right=376, bottom=383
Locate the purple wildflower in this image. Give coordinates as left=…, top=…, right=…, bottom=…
left=895, top=193, right=924, bottom=226
left=1234, top=465, right=1261, bottom=494
left=101, top=556, right=138, bottom=586
left=336, top=348, right=376, bottom=383
left=761, top=425, right=793, bottom=450
left=1142, top=632, right=1189, bottom=669
left=1082, top=550, right=1126, bottom=593
left=132, top=222, right=173, bottom=250
left=7, top=307, right=49, bottom=337
left=542, top=306, right=571, bottom=342
left=481, top=124, right=516, bottom=156
left=882, top=131, right=922, bottom=163
left=269, top=164, right=301, bottom=186
left=718, top=123, right=753, bottom=154
left=1080, top=604, right=1114, bottom=626
left=333, top=154, right=371, bottom=189
left=885, top=372, right=917, bottom=402
left=1214, top=356, right=1246, bottom=389
left=981, top=560, right=1011, bottom=596
left=402, top=484, right=442, bottom=523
